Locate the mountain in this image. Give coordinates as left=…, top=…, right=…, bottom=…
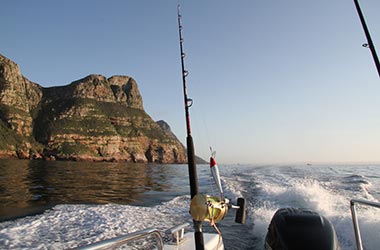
left=0, top=54, right=187, bottom=163
left=156, top=120, right=207, bottom=164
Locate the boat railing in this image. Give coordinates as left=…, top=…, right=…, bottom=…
left=74, top=228, right=164, bottom=250
left=165, top=222, right=190, bottom=245
left=350, top=199, right=380, bottom=250
left=73, top=223, right=191, bottom=250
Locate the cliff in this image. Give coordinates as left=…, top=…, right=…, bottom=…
left=0, top=54, right=186, bottom=163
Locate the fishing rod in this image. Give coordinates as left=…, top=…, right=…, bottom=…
left=353, top=0, right=380, bottom=78
left=177, top=7, right=246, bottom=250
left=177, top=5, right=204, bottom=250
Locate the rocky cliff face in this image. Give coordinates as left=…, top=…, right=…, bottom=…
left=0, top=54, right=186, bottom=163
left=0, top=55, right=42, bottom=136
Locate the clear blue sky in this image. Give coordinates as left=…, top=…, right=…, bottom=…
left=2, top=0, right=380, bottom=164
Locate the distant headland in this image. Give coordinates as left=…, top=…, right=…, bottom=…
left=0, top=53, right=198, bottom=163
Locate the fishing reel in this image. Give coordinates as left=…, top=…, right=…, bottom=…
left=190, top=194, right=246, bottom=224
left=189, top=152, right=246, bottom=225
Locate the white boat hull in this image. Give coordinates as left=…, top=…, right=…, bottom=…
left=164, top=233, right=224, bottom=250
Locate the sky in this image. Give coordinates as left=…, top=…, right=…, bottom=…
left=2, top=0, right=380, bottom=164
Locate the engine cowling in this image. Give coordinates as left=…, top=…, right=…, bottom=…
left=265, top=208, right=339, bottom=250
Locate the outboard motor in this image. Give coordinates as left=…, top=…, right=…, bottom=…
left=265, top=208, right=339, bottom=250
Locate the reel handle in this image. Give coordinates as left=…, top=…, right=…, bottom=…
left=235, top=197, right=246, bottom=224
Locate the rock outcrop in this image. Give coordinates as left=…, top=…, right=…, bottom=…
left=0, top=54, right=186, bottom=163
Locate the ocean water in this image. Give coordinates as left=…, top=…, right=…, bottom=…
left=0, top=159, right=380, bottom=249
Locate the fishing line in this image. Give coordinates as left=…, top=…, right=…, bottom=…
left=207, top=199, right=223, bottom=250
left=192, top=105, right=210, bottom=159
left=191, top=100, right=221, bottom=197
left=190, top=98, right=221, bottom=196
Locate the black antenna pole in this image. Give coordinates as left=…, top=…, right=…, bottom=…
left=353, top=0, right=380, bottom=78
left=177, top=5, right=205, bottom=250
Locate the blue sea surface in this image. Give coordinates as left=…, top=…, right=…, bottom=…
left=0, top=159, right=379, bottom=249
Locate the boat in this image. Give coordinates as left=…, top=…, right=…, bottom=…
left=75, top=1, right=380, bottom=249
